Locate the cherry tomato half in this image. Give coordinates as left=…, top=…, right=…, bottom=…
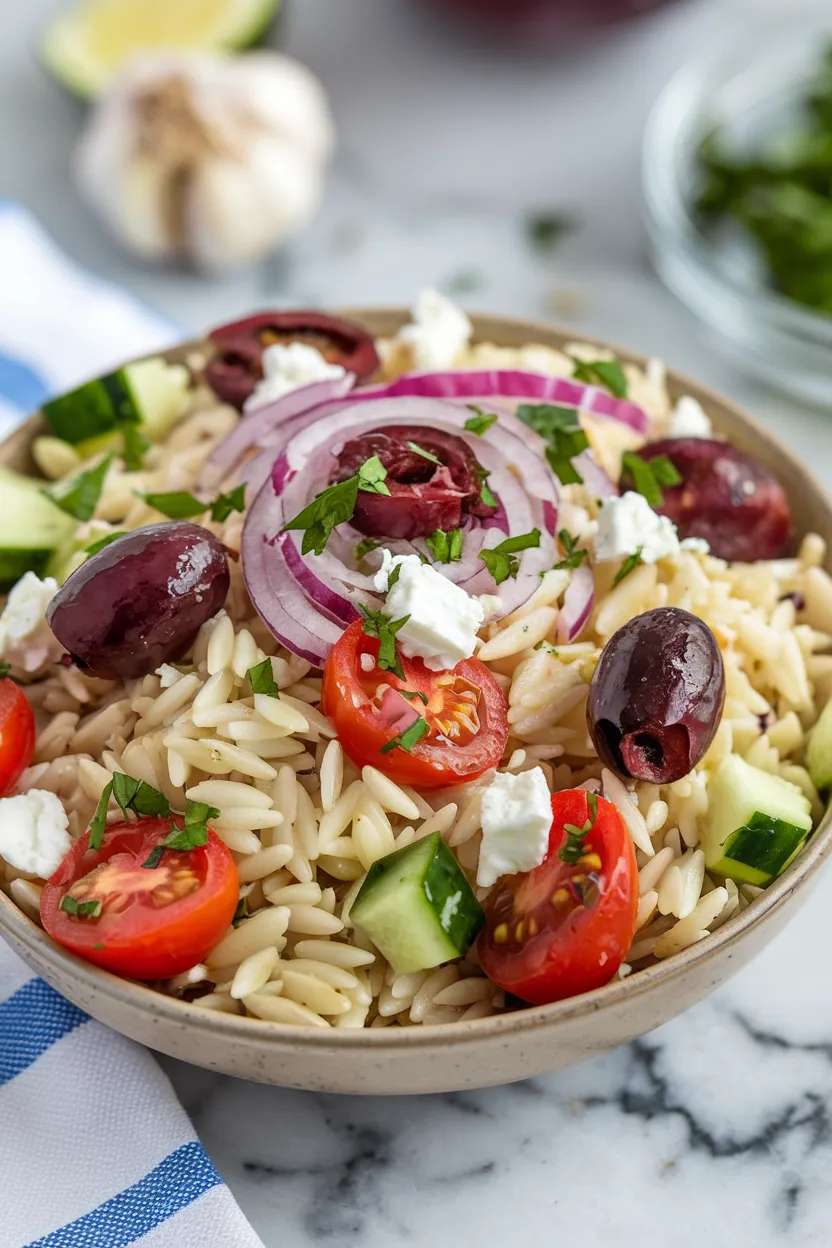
left=205, top=310, right=380, bottom=409
left=41, top=817, right=238, bottom=981
left=0, top=677, right=35, bottom=796
left=322, top=620, right=508, bottom=788
left=479, top=789, right=638, bottom=1005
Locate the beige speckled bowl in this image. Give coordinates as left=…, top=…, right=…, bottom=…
left=1, top=311, right=831, bottom=1095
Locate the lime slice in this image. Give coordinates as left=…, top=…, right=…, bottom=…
left=42, top=0, right=281, bottom=98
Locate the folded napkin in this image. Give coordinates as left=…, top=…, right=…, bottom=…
left=0, top=203, right=264, bottom=1248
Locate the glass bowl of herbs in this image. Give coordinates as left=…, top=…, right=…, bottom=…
left=642, top=6, right=832, bottom=407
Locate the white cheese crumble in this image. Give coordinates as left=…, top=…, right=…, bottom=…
left=680, top=537, right=710, bottom=554
left=244, top=341, right=346, bottom=411
left=0, top=790, right=70, bottom=879
left=477, top=767, right=553, bottom=888
left=595, top=492, right=680, bottom=565
left=155, top=663, right=183, bottom=688
left=397, top=288, right=473, bottom=370
left=667, top=395, right=712, bottom=439
left=0, top=572, right=63, bottom=677
left=374, top=551, right=484, bottom=671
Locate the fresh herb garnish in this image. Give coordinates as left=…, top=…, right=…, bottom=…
left=554, top=529, right=588, bottom=571
left=464, top=406, right=498, bottom=436
left=354, top=537, right=381, bottom=561
left=84, top=531, right=127, bottom=556
left=472, top=463, right=498, bottom=509
left=426, top=528, right=463, bottom=563
left=112, top=772, right=171, bottom=820
left=120, top=423, right=149, bottom=470
left=480, top=529, right=541, bottom=585
left=141, top=483, right=247, bottom=522
left=0, top=661, right=11, bottom=680
left=407, top=442, right=441, bottom=465
left=400, top=689, right=429, bottom=705
left=570, top=356, right=629, bottom=399
left=358, top=605, right=410, bottom=679
left=46, top=454, right=113, bottom=522
left=386, top=561, right=403, bottom=591
left=515, top=403, right=589, bottom=485
left=613, top=549, right=644, bottom=586
left=142, top=801, right=221, bottom=870
left=283, top=457, right=389, bottom=555
left=60, top=895, right=102, bottom=919
left=87, top=782, right=113, bottom=851
left=232, top=898, right=249, bottom=928
left=247, top=658, right=279, bottom=698
left=526, top=212, right=575, bottom=253
left=380, top=716, right=430, bottom=755
left=559, top=792, right=598, bottom=865
left=620, top=451, right=682, bottom=509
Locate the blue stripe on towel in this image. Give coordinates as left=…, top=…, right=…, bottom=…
left=0, top=349, right=49, bottom=412
left=0, top=978, right=88, bottom=1087
left=27, top=1141, right=223, bottom=1248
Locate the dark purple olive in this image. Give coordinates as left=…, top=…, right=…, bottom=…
left=622, top=438, right=792, bottom=563
left=47, top=523, right=229, bottom=680
left=587, top=607, right=725, bottom=785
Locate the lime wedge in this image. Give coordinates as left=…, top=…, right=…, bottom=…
left=42, top=0, right=281, bottom=98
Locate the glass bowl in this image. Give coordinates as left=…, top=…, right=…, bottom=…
left=642, top=5, right=832, bottom=408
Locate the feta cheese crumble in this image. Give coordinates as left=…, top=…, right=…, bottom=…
left=374, top=551, right=484, bottom=671
left=397, top=288, right=473, bottom=370
left=0, top=572, right=63, bottom=677
left=0, top=790, right=70, bottom=879
left=595, top=492, right=680, bottom=565
left=155, top=663, right=183, bottom=688
left=477, top=767, right=553, bottom=888
left=244, top=341, right=346, bottom=411
left=667, top=395, right=712, bottom=439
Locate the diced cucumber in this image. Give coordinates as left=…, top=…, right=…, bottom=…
left=0, top=468, right=76, bottom=590
left=41, top=357, right=190, bottom=447
left=350, top=832, right=484, bottom=975
left=704, top=755, right=813, bottom=886
left=807, top=698, right=832, bottom=790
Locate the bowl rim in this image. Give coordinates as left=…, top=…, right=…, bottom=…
left=3, top=305, right=832, bottom=1047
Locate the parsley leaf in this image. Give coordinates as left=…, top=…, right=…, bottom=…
left=46, top=454, right=113, bottom=522
left=570, top=356, right=629, bottom=398
left=554, top=529, right=588, bottom=571
left=515, top=403, right=589, bottom=485
left=210, top=483, right=247, bottom=523
left=380, top=716, right=430, bottom=755
left=407, top=442, right=441, bottom=465
left=142, top=801, right=220, bottom=869
left=358, top=605, right=410, bottom=679
left=620, top=451, right=682, bottom=509
left=386, top=561, right=403, bottom=591
left=558, top=791, right=598, bottom=865
left=247, top=658, right=279, bottom=697
left=59, top=895, right=102, bottom=919
left=121, top=423, right=149, bottom=470
left=87, top=781, right=113, bottom=851
left=111, top=772, right=171, bottom=820
left=613, top=548, right=643, bottom=586
left=141, top=485, right=247, bottom=522
left=0, top=661, right=11, bottom=680
left=480, top=529, right=541, bottom=585
left=232, top=898, right=249, bottom=928
left=357, top=455, right=391, bottom=495
left=400, top=689, right=429, bottom=705
left=464, top=405, right=498, bottom=436
left=354, top=537, right=381, bottom=561
left=284, top=458, right=389, bottom=555
left=426, top=528, right=463, bottom=563
left=84, top=531, right=126, bottom=556
left=472, top=463, right=498, bottom=510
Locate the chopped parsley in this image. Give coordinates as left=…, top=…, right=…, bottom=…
left=515, top=403, right=589, bottom=485
left=354, top=536, right=381, bottom=561
left=87, top=781, right=113, bottom=851
left=358, top=605, right=410, bottom=680
left=232, top=898, right=250, bottom=928
left=426, top=528, right=463, bottom=563
left=59, top=895, right=102, bottom=919
left=283, top=457, right=389, bottom=555
left=46, top=454, right=113, bottom=522
left=620, top=451, right=682, bottom=509
left=570, top=356, right=629, bottom=398
left=0, top=661, right=11, bottom=680
left=142, top=801, right=220, bottom=870
left=473, top=463, right=498, bottom=509
left=480, top=529, right=541, bottom=585
left=400, top=689, right=429, bottom=705
left=554, top=529, right=588, bottom=571
left=120, top=422, right=149, bottom=470
left=112, top=772, right=170, bottom=820
left=559, top=792, right=598, bottom=865
left=84, top=531, right=127, bottom=556
left=613, top=548, right=644, bottom=586
left=209, top=483, right=247, bottom=523
left=407, top=442, right=441, bottom=465
left=247, top=658, right=280, bottom=697
left=380, top=716, right=430, bottom=755
left=141, top=483, right=247, bottom=522
left=464, top=406, right=498, bottom=436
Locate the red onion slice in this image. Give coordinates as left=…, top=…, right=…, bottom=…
left=572, top=449, right=618, bottom=500
left=556, top=564, right=595, bottom=643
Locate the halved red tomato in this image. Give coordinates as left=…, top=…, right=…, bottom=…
left=479, top=789, right=638, bottom=1005
left=40, top=817, right=238, bottom=981
left=322, top=619, right=508, bottom=788
left=0, top=676, right=35, bottom=796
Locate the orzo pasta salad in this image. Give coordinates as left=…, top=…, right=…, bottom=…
left=1, top=290, right=831, bottom=1029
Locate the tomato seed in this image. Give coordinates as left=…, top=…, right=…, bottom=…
left=493, top=923, right=508, bottom=944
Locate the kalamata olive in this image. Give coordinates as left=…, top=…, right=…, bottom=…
left=46, top=523, right=229, bottom=680
left=623, top=438, right=792, bottom=563
left=205, top=311, right=380, bottom=409
left=334, top=425, right=497, bottom=539
left=587, top=607, right=725, bottom=785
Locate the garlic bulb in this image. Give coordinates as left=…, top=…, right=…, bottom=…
left=76, top=51, right=335, bottom=271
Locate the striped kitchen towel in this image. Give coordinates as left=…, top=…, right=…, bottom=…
left=0, top=203, right=264, bottom=1248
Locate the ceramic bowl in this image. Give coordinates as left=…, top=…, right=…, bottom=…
left=1, top=310, right=831, bottom=1095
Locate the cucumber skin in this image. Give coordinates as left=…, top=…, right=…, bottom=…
left=717, top=813, right=808, bottom=886
left=0, top=469, right=76, bottom=585
left=42, top=373, right=138, bottom=445
left=704, top=755, right=813, bottom=885
left=0, top=550, right=49, bottom=592
left=807, top=698, right=832, bottom=790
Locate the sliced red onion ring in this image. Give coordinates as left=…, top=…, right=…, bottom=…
left=572, top=449, right=617, bottom=500
left=555, top=564, right=595, bottom=643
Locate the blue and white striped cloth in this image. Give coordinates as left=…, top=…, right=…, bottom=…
left=0, top=202, right=265, bottom=1248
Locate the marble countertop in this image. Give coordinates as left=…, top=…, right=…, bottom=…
left=5, top=0, right=832, bottom=1243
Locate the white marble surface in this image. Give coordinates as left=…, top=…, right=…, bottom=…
left=6, top=0, right=832, bottom=1243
